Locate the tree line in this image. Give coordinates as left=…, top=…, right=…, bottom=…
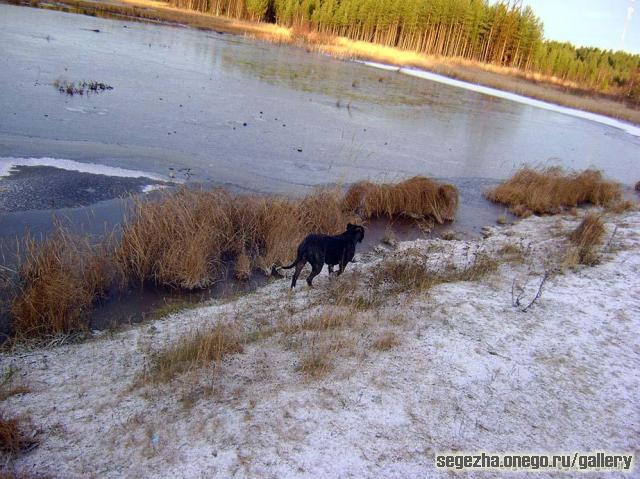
left=168, top=0, right=640, bottom=102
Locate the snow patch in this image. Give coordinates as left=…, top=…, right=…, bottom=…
left=0, top=156, right=168, bottom=181
left=360, top=60, right=640, bottom=138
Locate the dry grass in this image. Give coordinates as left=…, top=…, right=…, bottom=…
left=279, top=310, right=354, bottom=335
left=116, top=177, right=456, bottom=291
left=371, top=253, right=498, bottom=294
left=8, top=176, right=457, bottom=341
left=0, top=415, right=37, bottom=456
left=372, top=331, right=400, bottom=351
left=296, top=346, right=333, bottom=378
left=441, top=230, right=457, bottom=241
left=498, top=243, right=524, bottom=262
left=147, top=322, right=243, bottom=382
left=116, top=186, right=352, bottom=290
left=325, top=272, right=383, bottom=311
left=0, top=367, right=31, bottom=401
left=9, top=229, right=113, bottom=339
left=381, top=225, right=397, bottom=246
left=486, top=168, right=624, bottom=216
left=234, top=250, right=251, bottom=281
left=343, top=176, right=458, bottom=224
left=565, top=213, right=606, bottom=266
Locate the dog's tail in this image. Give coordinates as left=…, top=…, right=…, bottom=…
left=279, top=259, right=299, bottom=270
left=270, top=257, right=300, bottom=277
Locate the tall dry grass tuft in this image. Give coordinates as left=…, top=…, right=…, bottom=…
left=116, top=186, right=352, bottom=289
left=8, top=176, right=458, bottom=340
left=10, top=229, right=113, bottom=339
left=566, top=213, right=606, bottom=266
left=0, top=415, right=37, bottom=455
left=343, top=176, right=458, bottom=224
left=486, top=168, right=624, bottom=216
left=116, top=189, right=235, bottom=289
left=148, top=322, right=243, bottom=382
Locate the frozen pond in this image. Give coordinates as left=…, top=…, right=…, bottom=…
left=0, top=3, right=639, bottom=243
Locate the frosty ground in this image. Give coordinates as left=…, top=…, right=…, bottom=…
left=2, top=210, right=639, bottom=478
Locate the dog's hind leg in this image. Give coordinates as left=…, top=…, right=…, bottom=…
left=337, top=251, right=347, bottom=276
left=306, top=263, right=322, bottom=287
left=291, top=261, right=306, bottom=288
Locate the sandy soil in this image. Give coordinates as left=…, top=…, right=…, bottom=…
left=2, top=210, right=639, bottom=478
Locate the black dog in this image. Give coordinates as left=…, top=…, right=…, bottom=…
left=280, top=223, right=365, bottom=288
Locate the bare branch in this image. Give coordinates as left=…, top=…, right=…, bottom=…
left=521, top=271, right=549, bottom=312
left=604, top=225, right=619, bottom=253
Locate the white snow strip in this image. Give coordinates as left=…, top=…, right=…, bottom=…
left=142, top=184, right=169, bottom=193
left=0, top=157, right=168, bottom=181
left=360, top=60, right=640, bottom=137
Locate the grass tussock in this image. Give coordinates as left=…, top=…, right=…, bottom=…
left=485, top=168, right=624, bottom=216
left=116, top=187, right=351, bottom=290
left=372, top=331, right=401, bottom=351
left=565, top=213, right=606, bottom=266
left=8, top=176, right=458, bottom=341
left=325, top=272, right=383, bottom=311
left=343, top=176, right=458, bottom=224
left=10, top=229, right=113, bottom=339
left=148, top=322, right=243, bottom=382
left=0, top=415, right=37, bottom=456
left=296, top=348, right=333, bottom=378
left=371, top=253, right=498, bottom=294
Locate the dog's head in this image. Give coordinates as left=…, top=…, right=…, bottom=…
left=346, top=223, right=365, bottom=243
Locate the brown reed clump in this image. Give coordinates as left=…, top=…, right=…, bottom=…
left=116, top=188, right=236, bottom=290
left=116, top=186, right=352, bottom=289
left=485, top=168, right=623, bottom=216
left=8, top=176, right=459, bottom=340
left=148, top=322, right=243, bottom=382
left=0, top=415, right=37, bottom=455
left=567, top=213, right=606, bottom=266
left=10, top=229, right=113, bottom=339
left=343, top=176, right=458, bottom=224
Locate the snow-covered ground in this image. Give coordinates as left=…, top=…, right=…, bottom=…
left=2, top=211, right=639, bottom=478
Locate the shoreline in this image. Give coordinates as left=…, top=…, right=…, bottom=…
left=2, top=210, right=639, bottom=477
left=360, top=62, right=640, bottom=138
left=3, top=0, right=640, bottom=126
